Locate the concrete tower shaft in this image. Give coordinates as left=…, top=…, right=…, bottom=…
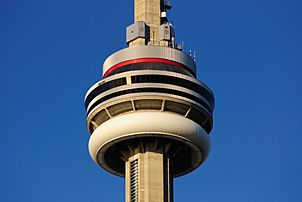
left=133, top=0, right=161, bottom=46
left=128, top=0, right=174, bottom=47
left=84, top=0, right=215, bottom=201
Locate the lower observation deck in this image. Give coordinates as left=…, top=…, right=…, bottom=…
left=89, top=111, right=210, bottom=177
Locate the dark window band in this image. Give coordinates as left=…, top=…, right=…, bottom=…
left=85, top=75, right=214, bottom=110
left=85, top=78, right=127, bottom=109
left=86, top=87, right=213, bottom=116
left=131, top=75, right=214, bottom=108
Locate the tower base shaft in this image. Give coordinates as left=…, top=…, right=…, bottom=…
left=125, top=148, right=173, bottom=202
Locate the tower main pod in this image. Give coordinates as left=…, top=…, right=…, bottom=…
left=84, top=0, right=215, bottom=201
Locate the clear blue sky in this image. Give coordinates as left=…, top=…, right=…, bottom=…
left=1, top=0, right=301, bottom=201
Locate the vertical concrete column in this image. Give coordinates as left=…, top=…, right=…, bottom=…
left=134, top=0, right=161, bottom=45
left=125, top=148, right=172, bottom=202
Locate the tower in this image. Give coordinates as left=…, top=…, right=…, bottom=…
left=84, top=0, right=215, bottom=201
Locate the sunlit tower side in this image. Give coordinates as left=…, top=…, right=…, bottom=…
left=84, top=0, right=215, bottom=201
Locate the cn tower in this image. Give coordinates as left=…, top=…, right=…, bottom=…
left=84, top=0, right=215, bottom=201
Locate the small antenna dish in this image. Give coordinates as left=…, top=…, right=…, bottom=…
left=193, top=51, right=196, bottom=62
left=165, top=1, right=172, bottom=10
left=177, top=44, right=183, bottom=51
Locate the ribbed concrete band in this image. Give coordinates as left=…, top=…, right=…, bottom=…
left=103, top=46, right=196, bottom=76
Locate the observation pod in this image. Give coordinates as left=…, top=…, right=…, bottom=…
left=84, top=0, right=215, bottom=201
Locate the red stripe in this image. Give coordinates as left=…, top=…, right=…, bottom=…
left=103, top=58, right=194, bottom=77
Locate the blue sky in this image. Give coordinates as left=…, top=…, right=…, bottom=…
left=1, top=0, right=301, bottom=201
